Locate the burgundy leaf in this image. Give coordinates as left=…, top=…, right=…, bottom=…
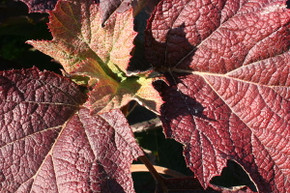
left=100, top=0, right=123, bottom=25
left=0, top=67, right=86, bottom=192
left=146, top=0, right=289, bottom=192
left=31, top=108, right=143, bottom=192
left=0, top=68, right=143, bottom=192
left=19, top=0, right=57, bottom=13
left=19, top=0, right=99, bottom=13
left=100, top=0, right=151, bottom=26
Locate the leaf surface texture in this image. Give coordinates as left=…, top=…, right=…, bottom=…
left=28, top=0, right=136, bottom=76
left=0, top=68, right=143, bottom=192
left=145, top=0, right=290, bottom=192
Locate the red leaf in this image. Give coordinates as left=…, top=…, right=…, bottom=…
left=19, top=0, right=57, bottom=13
left=0, top=67, right=86, bottom=192
left=99, top=0, right=151, bottom=25
left=146, top=0, right=289, bottom=192
left=19, top=0, right=100, bottom=13
left=100, top=0, right=129, bottom=25
left=0, top=68, right=143, bottom=192
left=19, top=0, right=130, bottom=22
left=36, top=108, right=143, bottom=192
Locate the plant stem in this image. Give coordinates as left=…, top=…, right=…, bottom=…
left=131, top=117, right=162, bottom=133
left=131, top=164, right=186, bottom=178
left=138, top=155, right=168, bottom=192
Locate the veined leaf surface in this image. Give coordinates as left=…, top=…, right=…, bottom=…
left=28, top=0, right=136, bottom=77
left=146, top=0, right=290, bottom=192
left=28, top=0, right=162, bottom=114
left=0, top=68, right=143, bottom=192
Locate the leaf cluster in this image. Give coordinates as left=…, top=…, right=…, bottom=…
left=0, top=0, right=289, bottom=192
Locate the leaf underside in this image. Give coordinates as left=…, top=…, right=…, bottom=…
left=146, top=0, right=289, bottom=192
left=0, top=68, right=143, bottom=192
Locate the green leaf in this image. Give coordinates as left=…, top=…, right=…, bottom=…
left=27, top=0, right=136, bottom=79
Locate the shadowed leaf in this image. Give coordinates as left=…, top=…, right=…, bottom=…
left=19, top=0, right=57, bottom=13
left=146, top=0, right=290, bottom=192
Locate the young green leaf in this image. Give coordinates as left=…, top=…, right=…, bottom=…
left=27, top=0, right=136, bottom=77
left=28, top=0, right=163, bottom=114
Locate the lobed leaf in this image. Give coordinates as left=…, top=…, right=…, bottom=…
left=27, top=0, right=163, bottom=114
left=28, top=0, right=136, bottom=77
left=0, top=67, right=86, bottom=192
left=146, top=0, right=290, bottom=192
left=0, top=68, right=143, bottom=192
left=40, top=108, right=143, bottom=193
